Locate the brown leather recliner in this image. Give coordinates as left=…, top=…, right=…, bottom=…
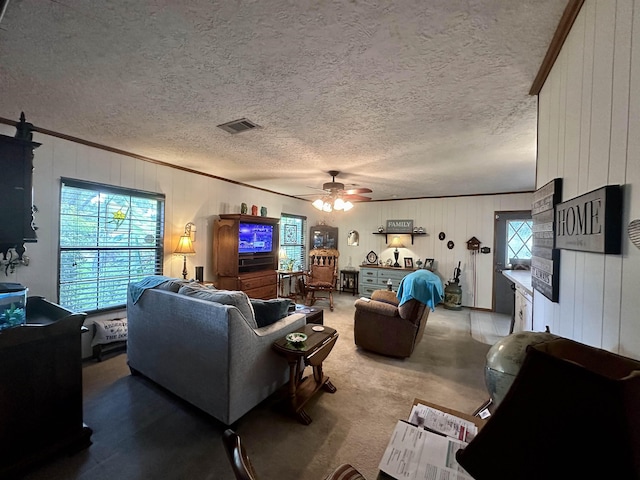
left=353, top=289, right=430, bottom=358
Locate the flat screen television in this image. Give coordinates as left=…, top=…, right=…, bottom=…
left=238, top=222, right=274, bottom=254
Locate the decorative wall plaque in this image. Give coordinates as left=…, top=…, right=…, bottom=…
left=554, top=185, right=622, bottom=254
left=386, top=219, right=413, bottom=233
left=531, top=178, right=562, bottom=302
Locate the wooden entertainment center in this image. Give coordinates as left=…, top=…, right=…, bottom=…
left=213, top=214, right=279, bottom=299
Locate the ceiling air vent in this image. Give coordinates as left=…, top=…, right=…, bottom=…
left=217, top=118, right=261, bottom=134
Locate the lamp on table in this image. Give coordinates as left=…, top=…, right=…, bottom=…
left=389, top=236, right=405, bottom=267
left=174, top=223, right=196, bottom=279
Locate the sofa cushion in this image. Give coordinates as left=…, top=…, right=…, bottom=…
left=155, top=278, right=190, bottom=293
left=178, top=286, right=257, bottom=328
left=250, top=298, right=292, bottom=328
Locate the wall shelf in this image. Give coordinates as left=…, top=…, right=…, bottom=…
left=372, top=232, right=426, bottom=245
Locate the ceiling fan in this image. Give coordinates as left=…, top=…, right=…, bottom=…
left=308, top=170, right=372, bottom=212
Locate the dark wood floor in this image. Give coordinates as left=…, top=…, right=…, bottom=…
left=23, top=353, right=235, bottom=480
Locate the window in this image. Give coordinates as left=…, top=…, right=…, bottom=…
left=279, top=214, right=306, bottom=271
left=506, top=219, right=533, bottom=263
left=59, top=178, right=165, bottom=313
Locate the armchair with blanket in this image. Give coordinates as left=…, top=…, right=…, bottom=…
left=353, top=270, right=444, bottom=358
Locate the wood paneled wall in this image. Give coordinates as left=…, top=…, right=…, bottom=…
left=329, top=193, right=532, bottom=310
left=0, top=124, right=312, bottom=300
left=0, top=123, right=532, bottom=354
left=536, top=0, right=640, bottom=359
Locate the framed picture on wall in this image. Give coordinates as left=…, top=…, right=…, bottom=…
left=404, top=257, right=413, bottom=268
left=284, top=224, right=297, bottom=245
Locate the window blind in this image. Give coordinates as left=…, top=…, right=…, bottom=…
left=59, top=178, right=165, bottom=313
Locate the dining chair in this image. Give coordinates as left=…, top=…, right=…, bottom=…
left=222, top=429, right=366, bottom=480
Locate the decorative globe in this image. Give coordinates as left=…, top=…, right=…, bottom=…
left=485, top=331, right=557, bottom=407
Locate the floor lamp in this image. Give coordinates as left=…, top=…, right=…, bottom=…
left=174, top=223, right=196, bottom=279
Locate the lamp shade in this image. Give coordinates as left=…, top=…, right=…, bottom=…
left=174, top=235, right=195, bottom=255
left=456, top=338, right=640, bottom=479
left=388, top=236, right=405, bottom=248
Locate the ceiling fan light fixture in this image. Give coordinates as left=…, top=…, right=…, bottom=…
left=308, top=171, right=371, bottom=211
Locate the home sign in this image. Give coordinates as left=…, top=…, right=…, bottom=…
left=554, top=185, right=622, bottom=254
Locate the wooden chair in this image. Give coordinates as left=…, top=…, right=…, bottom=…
left=303, top=248, right=339, bottom=311
left=222, top=429, right=366, bottom=480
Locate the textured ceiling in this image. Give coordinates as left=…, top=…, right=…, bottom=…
left=0, top=0, right=568, bottom=201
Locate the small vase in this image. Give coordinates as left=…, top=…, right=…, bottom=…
left=251, top=205, right=258, bottom=215
left=241, top=203, right=248, bottom=214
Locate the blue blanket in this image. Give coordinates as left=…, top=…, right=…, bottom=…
left=396, top=269, right=444, bottom=311
left=128, top=275, right=175, bottom=304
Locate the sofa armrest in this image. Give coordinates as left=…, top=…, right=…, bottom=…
left=371, top=289, right=400, bottom=306
left=354, top=298, right=399, bottom=317
left=254, top=313, right=306, bottom=337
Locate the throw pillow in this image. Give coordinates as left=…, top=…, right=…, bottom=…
left=177, top=286, right=256, bottom=328
left=250, top=299, right=292, bottom=328
left=92, top=317, right=128, bottom=347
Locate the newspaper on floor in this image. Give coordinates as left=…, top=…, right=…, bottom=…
left=378, top=420, right=473, bottom=480
left=408, top=403, right=478, bottom=442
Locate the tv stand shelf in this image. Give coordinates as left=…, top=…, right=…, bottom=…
left=214, top=214, right=280, bottom=299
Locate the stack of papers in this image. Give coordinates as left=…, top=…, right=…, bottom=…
left=378, top=404, right=478, bottom=480
left=407, top=403, right=478, bottom=442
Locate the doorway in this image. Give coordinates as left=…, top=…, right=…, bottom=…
left=493, top=211, right=532, bottom=314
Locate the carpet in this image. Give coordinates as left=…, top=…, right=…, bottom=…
left=24, top=293, right=491, bottom=480
left=470, top=311, right=511, bottom=345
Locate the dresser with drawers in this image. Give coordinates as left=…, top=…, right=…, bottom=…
left=359, top=266, right=416, bottom=297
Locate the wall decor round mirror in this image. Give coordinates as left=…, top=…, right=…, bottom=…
left=347, top=230, right=359, bottom=246
left=439, top=232, right=446, bottom=241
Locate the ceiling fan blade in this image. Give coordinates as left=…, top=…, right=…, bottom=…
left=306, top=185, right=329, bottom=191
left=344, top=187, right=372, bottom=195
left=344, top=194, right=372, bottom=202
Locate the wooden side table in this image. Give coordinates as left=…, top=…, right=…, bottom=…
left=292, top=304, right=324, bottom=325
left=277, top=270, right=304, bottom=301
left=340, top=269, right=359, bottom=295
left=272, top=324, right=338, bottom=424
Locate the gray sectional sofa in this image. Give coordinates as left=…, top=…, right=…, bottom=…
left=126, top=278, right=306, bottom=425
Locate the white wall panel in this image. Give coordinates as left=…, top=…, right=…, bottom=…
left=563, top=11, right=585, bottom=200
left=1, top=130, right=312, bottom=305
left=536, top=0, right=640, bottom=359
left=588, top=0, right=615, bottom=190
left=333, top=192, right=532, bottom=309
left=619, top=0, right=640, bottom=358
left=579, top=1, right=596, bottom=193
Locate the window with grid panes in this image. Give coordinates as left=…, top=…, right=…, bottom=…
left=506, top=219, right=533, bottom=263
left=59, top=178, right=165, bottom=313
left=279, top=214, right=306, bottom=271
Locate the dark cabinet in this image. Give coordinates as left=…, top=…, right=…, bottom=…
left=213, top=214, right=280, bottom=299
left=310, top=225, right=338, bottom=250
left=0, top=296, right=91, bottom=478
left=0, top=115, right=40, bottom=259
